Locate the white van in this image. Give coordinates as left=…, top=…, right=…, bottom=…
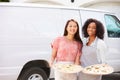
left=0, top=3, right=120, bottom=80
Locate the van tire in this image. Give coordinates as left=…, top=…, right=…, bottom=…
left=19, top=67, right=48, bottom=80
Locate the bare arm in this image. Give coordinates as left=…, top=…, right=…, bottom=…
left=75, top=44, right=82, bottom=65
left=75, top=54, right=81, bottom=65
left=49, top=48, right=57, bottom=67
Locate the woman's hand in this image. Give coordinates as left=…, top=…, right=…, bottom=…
left=49, top=61, right=53, bottom=67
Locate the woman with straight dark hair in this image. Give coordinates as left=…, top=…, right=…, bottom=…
left=49, top=19, right=83, bottom=80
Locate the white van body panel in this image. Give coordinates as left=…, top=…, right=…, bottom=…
left=0, top=3, right=120, bottom=80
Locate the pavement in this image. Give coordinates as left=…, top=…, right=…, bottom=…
left=102, top=72, right=120, bottom=80
left=49, top=72, right=120, bottom=80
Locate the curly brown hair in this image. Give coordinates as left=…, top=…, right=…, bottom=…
left=82, top=18, right=105, bottom=39
left=63, top=19, right=83, bottom=43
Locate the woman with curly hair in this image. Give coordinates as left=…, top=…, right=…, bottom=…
left=79, top=18, right=107, bottom=80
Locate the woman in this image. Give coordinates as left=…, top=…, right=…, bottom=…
left=79, top=18, right=107, bottom=80
left=49, top=19, right=83, bottom=80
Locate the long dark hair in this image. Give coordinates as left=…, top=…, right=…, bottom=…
left=82, top=18, right=105, bottom=39
left=63, top=19, right=83, bottom=43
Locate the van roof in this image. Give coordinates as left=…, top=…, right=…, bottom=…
left=0, top=2, right=113, bottom=14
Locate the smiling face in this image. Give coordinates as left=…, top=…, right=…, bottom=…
left=66, top=21, right=78, bottom=36
left=87, top=22, right=96, bottom=37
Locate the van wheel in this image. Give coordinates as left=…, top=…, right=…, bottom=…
left=19, top=67, right=48, bottom=80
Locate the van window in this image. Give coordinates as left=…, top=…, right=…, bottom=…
left=104, top=14, right=120, bottom=38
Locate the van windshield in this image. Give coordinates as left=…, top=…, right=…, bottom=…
left=104, top=14, right=120, bottom=38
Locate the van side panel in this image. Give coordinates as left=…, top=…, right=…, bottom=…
left=0, top=6, right=62, bottom=79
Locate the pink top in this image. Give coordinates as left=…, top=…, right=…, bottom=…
left=52, top=36, right=82, bottom=62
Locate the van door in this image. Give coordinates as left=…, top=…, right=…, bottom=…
left=104, top=14, right=120, bottom=72
left=80, top=10, right=105, bottom=25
